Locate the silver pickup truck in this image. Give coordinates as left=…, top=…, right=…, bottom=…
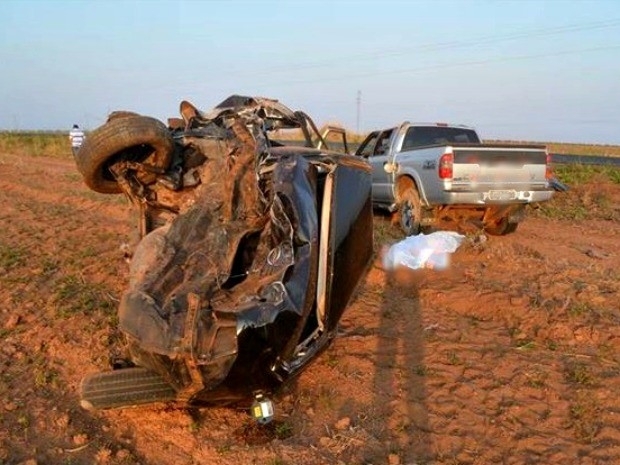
left=355, top=122, right=554, bottom=235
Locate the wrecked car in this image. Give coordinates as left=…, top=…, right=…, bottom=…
left=75, top=95, right=373, bottom=410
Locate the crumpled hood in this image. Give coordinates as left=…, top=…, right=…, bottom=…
left=180, top=94, right=301, bottom=132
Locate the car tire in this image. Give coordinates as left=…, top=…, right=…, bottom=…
left=76, top=116, right=175, bottom=194
left=397, top=178, right=422, bottom=236
left=106, top=111, right=140, bottom=123
left=485, top=217, right=518, bottom=236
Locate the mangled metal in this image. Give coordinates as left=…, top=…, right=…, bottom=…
left=76, top=95, right=373, bottom=409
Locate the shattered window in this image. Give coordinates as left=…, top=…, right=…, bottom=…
left=356, top=132, right=380, bottom=158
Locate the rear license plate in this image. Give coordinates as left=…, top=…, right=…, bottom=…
left=487, top=190, right=517, bottom=201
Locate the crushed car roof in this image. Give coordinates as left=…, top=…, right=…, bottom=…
left=183, top=94, right=301, bottom=131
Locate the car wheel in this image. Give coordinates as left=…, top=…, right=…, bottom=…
left=106, top=111, right=140, bottom=123
left=397, top=180, right=422, bottom=236
left=485, top=217, right=518, bottom=236
left=76, top=116, right=174, bottom=194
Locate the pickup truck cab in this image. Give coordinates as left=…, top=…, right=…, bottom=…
left=355, top=122, right=554, bottom=235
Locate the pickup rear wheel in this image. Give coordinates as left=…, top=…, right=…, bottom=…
left=485, top=217, right=518, bottom=236
left=397, top=180, right=422, bottom=236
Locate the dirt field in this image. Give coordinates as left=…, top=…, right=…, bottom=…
left=1, top=150, right=619, bottom=465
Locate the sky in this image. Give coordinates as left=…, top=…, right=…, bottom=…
left=1, top=0, right=619, bottom=144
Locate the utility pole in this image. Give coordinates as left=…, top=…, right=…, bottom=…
left=356, top=90, right=361, bottom=134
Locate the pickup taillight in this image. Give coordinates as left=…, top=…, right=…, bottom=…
left=545, top=151, right=553, bottom=180
left=439, top=152, right=454, bottom=179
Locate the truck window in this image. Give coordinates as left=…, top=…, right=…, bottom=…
left=373, top=129, right=394, bottom=156
left=401, top=127, right=480, bottom=151
left=356, top=132, right=380, bottom=158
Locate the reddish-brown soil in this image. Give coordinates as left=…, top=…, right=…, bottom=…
left=1, top=151, right=619, bottom=465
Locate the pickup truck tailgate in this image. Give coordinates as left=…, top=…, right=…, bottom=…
left=451, top=146, right=548, bottom=194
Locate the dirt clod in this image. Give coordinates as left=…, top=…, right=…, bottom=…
left=335, top=417, right=351, bottom=430
left=4, top=313, right=21, bottom=329
left=72, top=434, right=88, bottom=446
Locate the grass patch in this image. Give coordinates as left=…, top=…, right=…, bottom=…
left=569, top=392, right=601, bottom=443
left=316, top=385, right=336, bottom=409
left=545, top=339, right=558, bottom=351
left=515, top=340, right=536, bottom=350
left=511, top=243, right=545, bottom=260
left=564, top=361, right=594, bottom=386
left=413, top=364, right=432, bottom=376
left=553, top=164, right=620, bottom=186
left=526, top=371, right=547, bottom=388
left=41, top=256, right=61, bottom=277
left=445, top=350, right=462, bottom=366
left=274, top=421, right=294, bottom=439
left=567, top=302, right=591, bottom=318
left=0, top=131, right=73, bottom=159
left=534, top=164, right=620, bottom=221
left=34, top=364, right=61, bottom=390
left=535, top=201, right=587, bottom=221
left=17, top=414, right=30, bottom=430
left=54, top=274, right=116, bottom=317
left=535, top=186, right=618, bottom=222
left=372, top=213, right=402, bottom=249
left=325, top=352, right=339, bottom=368
left=0, top=242, right=28, bottom=270
left=63, top=172, right=83, bottom=183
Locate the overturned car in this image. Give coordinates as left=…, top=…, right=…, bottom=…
left=75, top=95, right=373, bottom=410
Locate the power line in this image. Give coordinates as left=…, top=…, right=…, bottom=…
left=256, top=44, right=620, bottom=87
left=141, top=18, right=620, bottom=102
left=225, top=18, right=620, bottom=77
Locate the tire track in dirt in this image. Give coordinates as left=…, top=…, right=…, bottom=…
left=1, top=153, right=142, bottom=464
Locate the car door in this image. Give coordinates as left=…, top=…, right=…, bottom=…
left=355, top=130, right=396, bottom=205
left=368, top=129, right=395, bottom=203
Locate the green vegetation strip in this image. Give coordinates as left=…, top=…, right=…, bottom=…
left=0, top=132, right=72, bottom=159
left=554, top=164, right=620, bottom=185
left=2, top=131, right=620, bottom=158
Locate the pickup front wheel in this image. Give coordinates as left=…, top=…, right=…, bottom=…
left=397, top=180, right=422, bottom=236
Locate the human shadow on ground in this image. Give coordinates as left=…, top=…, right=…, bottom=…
left=372, top=268, right=434, bottom=462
